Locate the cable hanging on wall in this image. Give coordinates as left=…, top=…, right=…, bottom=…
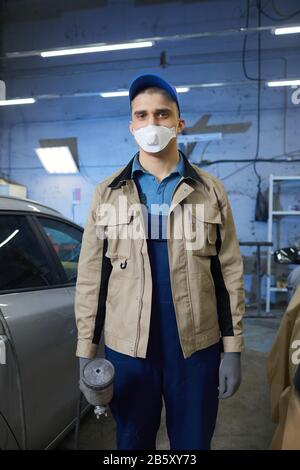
left=241, top=0, right=268, bottom=221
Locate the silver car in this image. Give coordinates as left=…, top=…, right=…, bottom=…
left=0, top=195, right=89, bottom=449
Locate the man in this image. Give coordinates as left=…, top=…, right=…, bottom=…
left=267, top=285, right=300, bottom=450
left=75, top=74, right=245, bottom=450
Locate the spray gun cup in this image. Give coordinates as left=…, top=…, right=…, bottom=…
left=82, top=358, right=115, bottom=407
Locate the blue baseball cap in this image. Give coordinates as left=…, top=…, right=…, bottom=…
left=129, top=73, right=180, bottom=117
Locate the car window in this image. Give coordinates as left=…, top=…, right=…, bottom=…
left=0, top=214, right=56, bottom=291
left=38, top=218, right=82, bottom=283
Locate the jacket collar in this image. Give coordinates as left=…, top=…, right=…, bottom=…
left=108, top=149, right=204, bottom=189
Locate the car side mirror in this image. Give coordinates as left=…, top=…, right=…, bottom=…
left=273, top=246, right=300, bottom=264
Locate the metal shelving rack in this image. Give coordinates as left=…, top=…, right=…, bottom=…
left=266, top=175, right=300, bottom=313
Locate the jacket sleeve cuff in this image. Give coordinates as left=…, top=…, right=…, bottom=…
left=76, top=340, right=98, bottom=359
left=222, top=335, right=245, bottom=353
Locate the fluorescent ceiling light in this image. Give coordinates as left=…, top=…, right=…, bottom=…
left=100, top=91, right=129, bottom=98
left=0, top=98, right=35, bottom=106
left=273, top=25, right=300, bottom=35
left=267, top=79, right=300, bottom=87
left=35, top=147, right=79, bottom=174
left=100, top=87, right=190, bottom=98
left=176, top=87, right=190, bottom=93
left=41, top=41, right=153, bottom=58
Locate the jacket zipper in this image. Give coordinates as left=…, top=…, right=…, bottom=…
left=166, top=176, right=193, bottom=355
left=134, top=238, right=145, bottom=356
left=133, top=176, right=185, bottom=357
left=131, top=179, right=146, bottom=357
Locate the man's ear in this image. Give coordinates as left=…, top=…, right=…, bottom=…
left=129, top=121, right=134, bottom=134
left=177, top=119, right=185, bottom=134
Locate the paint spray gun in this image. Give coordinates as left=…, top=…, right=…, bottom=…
left=74, top=358, right=115, bottom=449
left=82, top=358, right=115, bottom=418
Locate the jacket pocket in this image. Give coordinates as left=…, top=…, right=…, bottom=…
left=96, top=213, right=136, bottom=260
left=105, top=273, right=141, bottom=340
left=97, top=212, right=141, bottom=279
left=187, top=204, right=221, bottom=257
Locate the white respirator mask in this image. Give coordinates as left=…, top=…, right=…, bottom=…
left=132, top=124, right=178, bottom=153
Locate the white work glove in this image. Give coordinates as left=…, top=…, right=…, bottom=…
left=218, top=352, right=242, bottom=399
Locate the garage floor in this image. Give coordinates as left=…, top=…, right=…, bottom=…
left=57, top=312, right=280, bottom=450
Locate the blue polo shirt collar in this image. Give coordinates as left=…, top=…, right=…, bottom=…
left=131, top=150, right=185, bottom=179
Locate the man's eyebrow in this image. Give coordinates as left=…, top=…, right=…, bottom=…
left=133, top=110, right=146, bottom=116
left=133, top=108, right=172, bottom=116
left=155, top=108, right=172, bottom=113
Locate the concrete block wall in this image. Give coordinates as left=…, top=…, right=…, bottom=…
left=1, top=0, right=300, bottom=303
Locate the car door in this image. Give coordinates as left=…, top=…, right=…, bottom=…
left=0, top=212, right=82, bottom=449
left=32, top=215, right=85, bottom=447
left=37, top=216, right=105, bottom=357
